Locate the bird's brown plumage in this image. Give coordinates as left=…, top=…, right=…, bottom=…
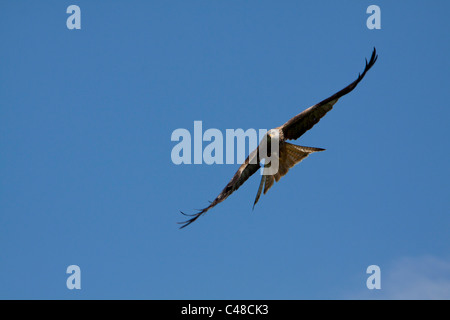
left=179, top=48, right=378, bottom=228
left=280, top=48, right=378, bottom=140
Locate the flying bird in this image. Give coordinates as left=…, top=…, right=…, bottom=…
left=179, top=48, right=378, bottom=228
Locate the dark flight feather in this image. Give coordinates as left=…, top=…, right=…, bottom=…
left=280, top=48, right=378, bottom=140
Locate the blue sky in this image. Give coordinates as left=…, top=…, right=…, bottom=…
left=1, top=1, right=449, bottom=299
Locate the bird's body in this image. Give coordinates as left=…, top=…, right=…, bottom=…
left=180, top=48, right=378, bottom=228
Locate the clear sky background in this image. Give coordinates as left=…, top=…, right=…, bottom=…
left=1, top=1, right=449, bottom=299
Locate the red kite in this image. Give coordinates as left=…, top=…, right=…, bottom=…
left=180, top=48, right=378, bottom=228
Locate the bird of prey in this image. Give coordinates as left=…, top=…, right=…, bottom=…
left=179, top=48, right=378, bottom=228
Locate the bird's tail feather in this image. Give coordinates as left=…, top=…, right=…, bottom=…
left=252, top=143, right=324, bottom=207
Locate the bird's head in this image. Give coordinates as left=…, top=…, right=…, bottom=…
left=266, top=129, right=279, bottom=141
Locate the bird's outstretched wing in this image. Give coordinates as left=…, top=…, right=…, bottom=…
left=179, top=149, right=261, bottom=229
left=280, top=48, right=378, bottom=141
